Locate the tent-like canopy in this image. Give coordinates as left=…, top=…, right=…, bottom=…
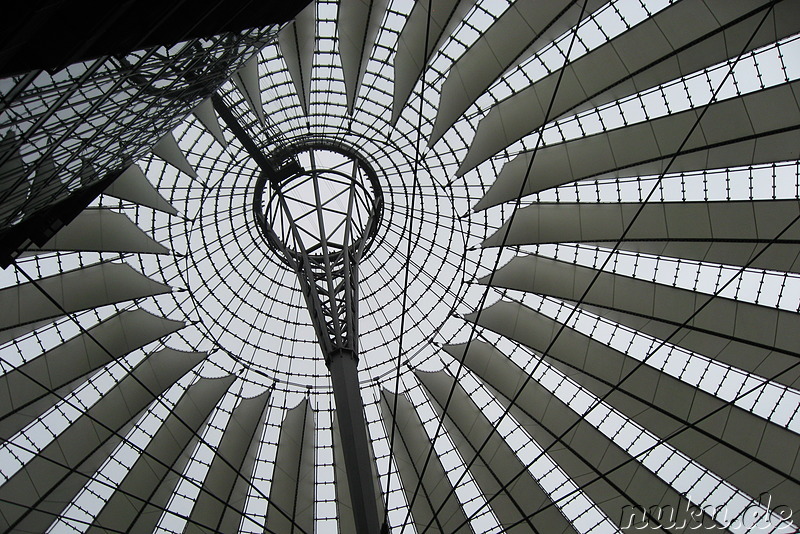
left=1, top=0, right=800, bottom=532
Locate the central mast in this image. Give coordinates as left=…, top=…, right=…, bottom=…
left=255, top=141, right=384, bottom=534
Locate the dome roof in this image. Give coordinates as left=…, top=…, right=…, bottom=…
left=2, top=1, right=800, bottom=532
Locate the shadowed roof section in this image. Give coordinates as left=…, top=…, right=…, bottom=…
left=0, top=0, right=313, bottom=78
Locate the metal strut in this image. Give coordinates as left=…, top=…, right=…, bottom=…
left=277, top=197, right=381, bottom=534
left=250, top=137, right=383, bottom=534
left=219, top=86, right=383, bottom=530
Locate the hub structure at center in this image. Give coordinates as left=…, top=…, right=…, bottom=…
left=253, top=140, right=386, bottom=534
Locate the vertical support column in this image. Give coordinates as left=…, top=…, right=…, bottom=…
left=328, top=349, right=381, bottom=534
left=253, top=142, right=385, bottom=532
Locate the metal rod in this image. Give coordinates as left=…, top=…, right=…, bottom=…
left=255, top=143, right=383, bottom=533
left=328, top=350, right=381, bottom=534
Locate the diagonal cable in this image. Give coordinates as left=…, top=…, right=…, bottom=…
left=425, top=3, right=786, bottom=531
left=384, top=0, right=434, bottom=529
left=478, top=208, right=800, bottom=531
left=402, top=1, right=591, bottom=531
left=5, top=262, right=310, bottom=534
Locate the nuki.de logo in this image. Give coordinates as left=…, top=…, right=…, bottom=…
left=620, top=493, right=795, bottom=531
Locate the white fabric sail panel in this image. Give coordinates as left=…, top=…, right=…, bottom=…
left=193, top=98, right=228, bottom=148
left=474, top=81, right=800, bottom=209
left=430, top=0, right=606, bottom=145
left=278, top=2, right=316, bottom=114
left=186, top=389, right=271, bottom=534
left=265, top=398, right=315, bottom=534
left=152, top=131, right=198, bottom=179
left=379, top=389, right=472, bottom=533
left=0, top=130, right=29, bottom=220
left=443, top=341, right=721, bottom=532
left=391, top=0, right=475, bottom=123
left=0, top=318, right=56, bottom=346
left=595, top=240, right=800, bottom=275
left=0, top=309, right=184, bottom=441
left=339, top=0, right=389, bottom=114
left=332, top=412, right=384, bottom=533
left=415, top=370, right=579, bottom=534
left=104, top=163, right=178, bottom=215
left=467, top=300, right=800, bottom=512
left=25, top=209, right=170, bottom=255
left=24, top=155, right=59, bottom=217
left=484, top=244, right=800, bottom=389
left=232, top=54, right=266, bottom=127
left=88, top=375, right=234, bottom=534
left=578, top=303, right=800, bottom=391
left=550, top=354, right=800, bottom=524
left=482, top=254, right=800, bottom=356
left=483, top=200, right=800, bottom=248
left=0, top=348, right=206, bottom=533
left=26, top=154, right=54, bottom=201
left=0, top=262, right=172, bottom=331
left=79, top=160, right=96, bottom=186
left=459, top=0, right=798, bottom=175
left=73, top=159, right=98, bottom=190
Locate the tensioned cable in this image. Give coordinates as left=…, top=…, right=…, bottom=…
left=464, top=327, right=683, bottom=532
left=416, top=1, right=789, bottom=530
left=385, top=0, right=434, bottom=526
left=400, top=1, right=590, bottom=530
left=420, top=3, right=785, bottom=531
left=0, top=481, right=223, bottom=534
left=385, top=199, right=502, bottom=238
left=0, top=363, right=289, bottom=534
left=485, top=211, right=800, bottom=531
left=380, top=223, right=466, bottom=290
left=494, top=281, right=800, bottom=480
left=6, top=262, right=310, bottom=534
left=3, top=24, right=328, bottom=532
